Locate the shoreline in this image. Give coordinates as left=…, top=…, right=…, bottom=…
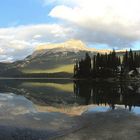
left=0, top=77, right=72, bottom=80
left=0, top=77, right=139, bottom=83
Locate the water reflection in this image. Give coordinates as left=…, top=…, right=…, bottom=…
left=0, top=80, right=140, bottom=140
left=74, top=81, right=140, bottom=111
left=0, top=79, right=140, bottom=113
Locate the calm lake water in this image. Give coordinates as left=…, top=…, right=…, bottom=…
left=0, top=79, right=140, bottom=115
left=0, top=79, right=140, bottom=139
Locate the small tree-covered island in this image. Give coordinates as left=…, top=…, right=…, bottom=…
left=74, top=49, right=140, bottom=80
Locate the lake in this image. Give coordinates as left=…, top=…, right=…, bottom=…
left=0, top=79, right=140, bottom=140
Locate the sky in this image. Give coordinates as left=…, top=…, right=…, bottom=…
left=0, top=0, right=140, bottom=61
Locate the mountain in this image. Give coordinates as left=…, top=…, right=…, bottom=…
left=15, top=39, right=98, bottom=75
left=0, top=39, right=139, bottom=77
left=28, top=39, right=115, bottom=60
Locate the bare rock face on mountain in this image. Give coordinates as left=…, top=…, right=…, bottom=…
left=31, top=39, right=89, bottom=59
left=17, top=40, right=96, bottom=74
left=32, top=39, right=112, bottom=58
left=36, top=39, right=87, bottom=51
left=13, top=39, right=130, bottom=74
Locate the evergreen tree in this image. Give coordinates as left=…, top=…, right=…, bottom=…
left=74, top=49, right=139, bottom=79
left=128, top=49, right=135, bottom=70
left=74, top=60, right=79, bottom=77
left=84, top=53, right=91, bottom=77
left=123, top=50, right=128, bottom=68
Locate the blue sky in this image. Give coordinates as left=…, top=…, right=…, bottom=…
left=0, top=0, right=53, bottom=27
left=0, top=0, right=139, bottom=61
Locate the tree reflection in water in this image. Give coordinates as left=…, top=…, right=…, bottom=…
left=74, top=81, right=140, bottom=111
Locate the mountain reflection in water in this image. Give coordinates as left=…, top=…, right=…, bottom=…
left=0, top=79, right=140, bottom=112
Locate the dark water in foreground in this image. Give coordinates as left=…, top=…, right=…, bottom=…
left=0, top=79, right=140, bottom=140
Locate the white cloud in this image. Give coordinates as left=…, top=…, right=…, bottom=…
left=0, top=0, right=140, bottom=62
left=0, top=24, right=72, bottom=61
left=49, top=0, right=140, bottom=48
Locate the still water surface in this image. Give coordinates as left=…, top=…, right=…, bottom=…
left=0, top=79, right=140, bottom=115
left=0, top=79, right=140, bottom=139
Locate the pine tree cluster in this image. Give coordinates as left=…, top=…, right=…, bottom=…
left=74, top=49, right=140, bottom=78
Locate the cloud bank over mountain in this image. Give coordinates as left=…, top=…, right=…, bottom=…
left=0, top=24, right=72, bottom=61
left=0, top=0, right=140, bottom=61
left=49, top=0, right=140, bottom=47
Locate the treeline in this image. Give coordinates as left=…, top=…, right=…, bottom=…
left=74, top=49, right=140, bottom=78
